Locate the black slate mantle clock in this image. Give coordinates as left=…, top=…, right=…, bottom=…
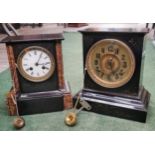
left=75, top=28, right=150, bottom=122
left=1, top=33, right=72, bottom=116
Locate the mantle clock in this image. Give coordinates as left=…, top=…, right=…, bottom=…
left=1, top=33, right=72, bottom=116
left=75, top=28, right=150, bottom=122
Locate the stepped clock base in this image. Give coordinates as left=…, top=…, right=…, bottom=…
left=6, top=81, right=73, bottom=116
left=74, top=87, right=150, bottom=122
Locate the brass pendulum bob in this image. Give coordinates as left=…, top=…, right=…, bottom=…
left=65, top=112, right=77, bottom=126
left=65, top=94, right=81, bottom=126
left=11, top=94, right=25, bottom=129
left=13, top=116, right=25, bottom=129
left=65, top=94, right=92, bottom=126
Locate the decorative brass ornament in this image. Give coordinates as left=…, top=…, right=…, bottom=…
left=86, top=39, right=136, bottom=88
left=17, top=46, right=55, bottom=82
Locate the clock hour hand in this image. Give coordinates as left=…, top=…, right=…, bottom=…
left=25, top=67, right=33, bottom=71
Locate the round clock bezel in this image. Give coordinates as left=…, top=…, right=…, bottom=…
left=86, top=39, right=136, bottom=88
left=17, top=46, right=55, bottom=82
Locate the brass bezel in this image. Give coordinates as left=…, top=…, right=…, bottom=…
left=17, top=46, right=55, bottom=82
left=86, top=39, right=136, bottom=88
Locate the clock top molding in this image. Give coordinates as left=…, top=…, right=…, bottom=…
left=80, top=28, right=149, bottom=33
left=1, top=33, right=63, bottom=44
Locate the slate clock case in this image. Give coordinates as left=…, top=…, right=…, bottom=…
left=1, top=34, right=72, bottom=115
left=74, top=28, right=150, bottom=122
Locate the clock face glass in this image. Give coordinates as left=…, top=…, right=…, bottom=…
left=86, top=39, right=136, bottom=88
left=17, top=46, right=55, bottom=82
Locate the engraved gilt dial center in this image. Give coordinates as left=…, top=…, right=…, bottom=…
left=101, top=54, right=120, bottom=75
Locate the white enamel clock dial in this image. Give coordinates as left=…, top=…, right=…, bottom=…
left=17, top=46, right=55, bottom=82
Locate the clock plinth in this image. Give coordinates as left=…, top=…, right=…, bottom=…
left=1, top=34, right=73, bottom=116
left=74, top=87, right=150, bottom=122
left=6, top=81, right=72, bottom=116
left=76, top=28, right=150, bottom=122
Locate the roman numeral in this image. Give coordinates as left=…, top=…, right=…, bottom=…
left=31, top=72, right=34, bottom=75
left=44, top=56, right=48, bottom=59
left=45, top=62, right=50, bottom=65
left=26, top=68, right=30, bottom=71
left=34, top=50, right=37, bottom=55
left=45, top=67, right=49, bottom=70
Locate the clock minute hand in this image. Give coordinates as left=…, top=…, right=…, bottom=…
left=108, top=58, right=113, bottom=70
left=36, top=53, right=43, bottom=64
left=107, top=58, right=116, bottom=76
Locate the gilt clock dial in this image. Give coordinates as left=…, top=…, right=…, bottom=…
left=86, top=39, right=136, bottom=88
left=17, top=46, right=55, bottom=82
